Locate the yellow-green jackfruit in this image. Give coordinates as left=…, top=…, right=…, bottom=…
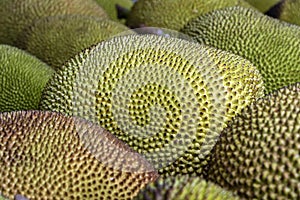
left=134, top=175, right=239, bottom=200
left=94, top=0, right=133, bottom=21
left=0, top=110, right=158, bottom=199
left=266, top=0, right=300, bottom=26
left=39, top=34, right=264, bottom=176
left=126, top=0, right=253, bottom=30
left=244, top=0, right=280, bottom=12
left=0, top=45, right=54, bottom=112
left=204, top=82, right=300, bottom=199
left=182, top=6, right=300, bottom=94
left=0, top=0, right=108, bottom=46
left=18, top=15, right=132, bottom=69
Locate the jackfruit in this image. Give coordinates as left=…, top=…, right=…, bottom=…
left=18, top=15, right=133, bottom=69
left=94, top=0, right=133, bottom=21
left=134, top=175, right=239, bottom=200
left=0, top=110, right=158, bottom=199
left=204, top=82, right=300, bottom=199
left=126, top=0, right=253, bottom=30
left=182, top=6, right=300, bottom=94
left=0, top=0, right=108, bottom=46
left=39, top=34, right=264, bottom=176
left=244, top=0, right=280, bottom=12
left=0, top=44, right=54, bottom=112
left=266, top=0, right=300, bottom=26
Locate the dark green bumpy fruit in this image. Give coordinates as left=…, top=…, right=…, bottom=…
left=182, top=6, right=300, bottom=94
left=0, top=0, right=108, bottom=46
left=94, top=0, right=133, bottom=21
left=267, top=0, right=300, bottom=26
left=39, top=34, right=264, bottom=176
left=244, top=0, right=280, bottom=12
left=205, top=83, right=300, bottom=199
left=134, top=175, right=239, bottom=200
left=0, top=45, right=54, bottom=112
left=18, top=15, right=133, bottom=69
left=126, top=0, right=253, bottom=30
left=0, top=111, right=158, bottom=199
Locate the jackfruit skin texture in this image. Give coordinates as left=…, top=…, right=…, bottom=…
left=0, top=110, right=158, bottom=200
left=126, top=0, right=253, bottom=30
left=17, top=15, right=133, bottom=69
left=204, top=83, right=300, bottom=200
left=39, top=34, right=264, bottom=176
left=266, top=0, right=300, bottom=26
left=0, top=45, right=54, bottom=112
left=244, top=0, right=280, bottom=12
left=0, top=0, right=108, bottom=46
left=94, top=0, right=133, bottom=21
left=182, top=6, right=300, bottom=94
left=134, top=175, right=239, bottom=200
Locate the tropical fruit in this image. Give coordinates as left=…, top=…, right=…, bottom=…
left=126, top=0, right=253, bottom=30
left=205, top=82, right=300, bottom=199
left=18, top=15, right=133, bottom=69
left=244, top=0, right=280, bottom=12
left=0, top=45, right=54, bottom=112
left=0, top=110, right=158, bottom=199
left=182, top=6, right=300, bottom=94
left=94, top=0, right=133, bottom=21
left=134, top=175, right=239, bottom=200
left=266, top=0, right=300, bottom=26
left=0, top=0, right=108, bottom=46
left=39, top=34, right=264, bottom=176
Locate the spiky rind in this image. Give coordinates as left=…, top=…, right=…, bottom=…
left=0, top=0, right=108, bottom=45
left=126, top=0, right=253, bottom=30
left=0, top=44, right=54, bottom=112
left=182, top=6, right=300, bottom=94
left=18, top=15, right=132, bottom=69
left=40, top=34, right=264, bottom=176
left=134, top=175, right=239, bottom=200
left=0, top=110, right=158, bottom=199
left=205, top=83, right=300, bottom=199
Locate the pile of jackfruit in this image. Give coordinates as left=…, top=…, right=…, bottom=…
left=0, top=0, right=299, bottom=199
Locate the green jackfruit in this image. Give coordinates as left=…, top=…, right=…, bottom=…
left=0, top=0, right=108, bottom=46
left=266, top=0, right=300, bottom=26
left=182, top=6, right=300, bottom=94
left=94, top=0, right=133, bottom=21
left=126, top=0, right=253, bottom=30
left=205, top=82, right=300, bottom=199
left=244, top=0, right=280, bottom=12
left=39, top=34, right=264, bottom=176
left=134, top=175, right=239, bottom=200
left=18, top=15, right=133, bottom=69
left=0, top=110, right=158, bottom=199
left=0, top=45, right=54, bottom=112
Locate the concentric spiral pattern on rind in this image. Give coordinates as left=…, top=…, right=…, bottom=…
left=205, top=83, right=300, bottom=199
left=40, top=34, right=264, bottom=176
left=134, top=175, right=239, bottom=200
left=0, top=111, right=158, bottom=199
left=181, top=6, right=300, bottom=94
